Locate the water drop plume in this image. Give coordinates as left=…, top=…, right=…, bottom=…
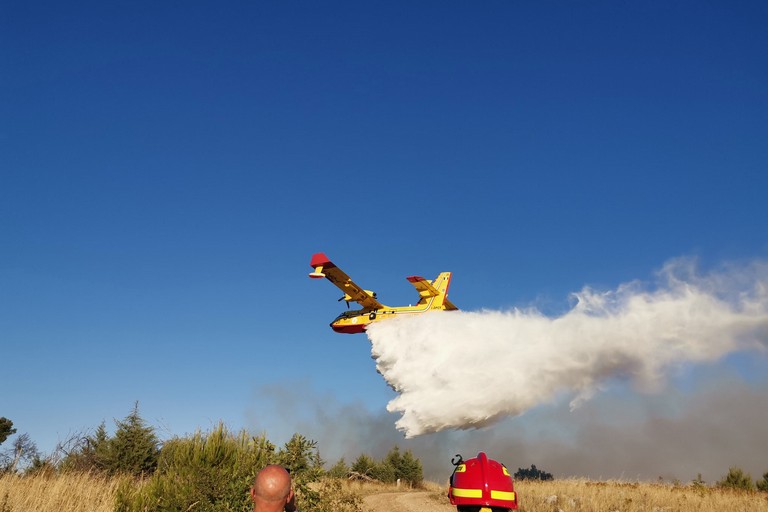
left=366, top=259, right=768, bottom=437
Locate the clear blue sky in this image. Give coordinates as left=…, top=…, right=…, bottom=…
left=2, top=1, right=767, bottom=478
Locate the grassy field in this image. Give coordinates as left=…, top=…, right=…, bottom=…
left=0, top=471, right=127, bottom=512
left=426, top=478, right=768, bottom=512
left=2, top=472, right=768, bottom=512
left=514, top=479, right=768, bottom=512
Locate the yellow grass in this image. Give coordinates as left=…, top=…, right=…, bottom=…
left=2, top=473, right=767, bottom=512
left=0, top=471, right=127, bottom=512
left=427, top=479, right=768, bottom=512
left=332, top=477, right=432, bottom=496
left=325, top=478, right=768, bottom=511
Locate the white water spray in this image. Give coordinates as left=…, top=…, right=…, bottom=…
left=366, top=259, right=768, bottom=437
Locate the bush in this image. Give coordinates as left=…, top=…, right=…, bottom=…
left=716, top=467, right=754, bottom=491
left=277, top=433, right=325, bottom=510
left=313, top=479, right=363, bottom=512
left=115, top=423, right=275, bottom=512
left=755, top=471, right=768, bottom=492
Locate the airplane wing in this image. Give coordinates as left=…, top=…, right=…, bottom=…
left=309, top=253, right=385, bottom=310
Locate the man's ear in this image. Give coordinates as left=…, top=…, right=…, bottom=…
left=250, top=486, right=257, bottom=502
left=286, top=488, right=295, bottom=504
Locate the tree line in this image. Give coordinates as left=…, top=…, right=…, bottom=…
left=0, top=406, right=421, bottom=511
left=330, top=445, right=423, bottom=486
left=4, top=409, right=768, bottom=499
left=512, top=462, right=768, bottom=491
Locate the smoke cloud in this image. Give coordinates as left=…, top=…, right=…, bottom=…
left=249, top=369, right=768, bottom=482
left=366, top=258, right=768, bottom=438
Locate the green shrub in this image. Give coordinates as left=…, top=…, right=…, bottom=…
left=115, top=423, right=275, bottom=512
left=756, top=471, right=768, bottom=492
left=717, top=467, right=754, bottom=491
left=277, top=433, right=325, bottom=510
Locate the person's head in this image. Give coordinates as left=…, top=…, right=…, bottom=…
left=448, top=452, right=518, bottom=511
left=250, top=465, right=294, bottom=512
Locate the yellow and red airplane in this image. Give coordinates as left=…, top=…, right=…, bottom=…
left=309, top=252, right=458, bottom=334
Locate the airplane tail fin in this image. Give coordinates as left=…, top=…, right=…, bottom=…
left=407, top=272, right=458, bottom=311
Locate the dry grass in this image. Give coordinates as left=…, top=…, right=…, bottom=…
left=331, top=478, right=427, bottom=496
left=521, top=479, right=768, bottom=512
left=2, top=473, right=768, bottom=512
left=335, top=478, right=768, bottom=511
left=426, top=479, right=768, bottom=512
left=0, top=471, right=127, bottom=512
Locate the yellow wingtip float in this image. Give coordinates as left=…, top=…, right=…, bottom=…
left=308, top=265, right=326, bottom=279
left=309, top=252, right=458, bottom=334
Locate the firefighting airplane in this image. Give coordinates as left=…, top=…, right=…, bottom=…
left=309, top=252, right=458, bottom=334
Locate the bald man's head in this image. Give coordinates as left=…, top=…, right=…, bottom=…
left=250, top=465, right=293, bottom=511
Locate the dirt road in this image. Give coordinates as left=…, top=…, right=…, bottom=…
left=362, top=491, right=455, bottom=512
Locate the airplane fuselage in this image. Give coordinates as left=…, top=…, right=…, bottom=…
left=330, top=299, right=449, bottom=334
left=309, top=252, right=458, bottom=334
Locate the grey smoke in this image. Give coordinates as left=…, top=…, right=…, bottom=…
left=250, top=370, right=768, bottom=482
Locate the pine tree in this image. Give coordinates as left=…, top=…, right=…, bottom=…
left=351, top=454, right=376, bottom=478
left=385, top=446, right=403, bottom=477
left=370, top=461, right=396, bottom=483
left=278, top=433, right=324, bottom=479
left=90, top=422, right=111, bottom=470
left=106, top=402, right=159, bottom=476
left=0, top=418, right=15, bottom=446
left=328, top=457, right=349, bottom=478
left=277, top=433, right=325, bottom=511
left=398, top=450, right=423, bottom=487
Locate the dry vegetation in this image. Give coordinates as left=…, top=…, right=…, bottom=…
left=296, top=478, right=768, bottom=512
left=335, top=477, right=427, bottom=496
left=0, top=471, right=128, bottom=512
left=427, top=479, right=768, bottom=512
left=2, top=473, right=768, bottom=512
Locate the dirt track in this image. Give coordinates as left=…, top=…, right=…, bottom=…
left=362, top=491, right=455, bottom=512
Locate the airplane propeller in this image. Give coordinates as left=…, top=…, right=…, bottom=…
left=338, top=296, right=350, bottom=308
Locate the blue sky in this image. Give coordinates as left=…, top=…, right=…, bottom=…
left=2, top=1, right=767, bottom=479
